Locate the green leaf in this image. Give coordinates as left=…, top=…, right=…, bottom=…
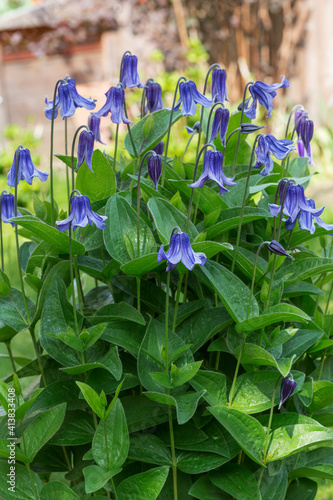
left=0, top=288, right=34, bottom=334
left=11, top=215, right=85, bottom=254
left=286, top=479, right=317, bottom=500
left=209, top=464, right=261, bottom=500
left=267, top=424, right=333, bottom=461
left=39, top=277, right=82, bottom=367
left=235, top=304, right=310, bottom=333
left=102, top=321, right=145, bottom=358
left=289, top=464, right=333, bottom=480
left=76, top=149, right=116, bottom=201
left=176, top=306, right=232, bottom=353
left=205, top=207, right=272, bottom=239
left=150, top=372, right=174, bottom=389
left=103, top=194, right=156, bottom=263
left=137, top=318, right=193, bottom=393
left=92, top=303, right=145, bottom=326
left=231, top=370, right=304, bottom=414
left=189, top=475, right=231, bottom=500
left=195, top=260, right=259, bottom=322
left=0, top=461, right=43, bottom=500
left=41, top=481, right=80, bottom=499
left=208, top=406, right=266, bottom=465
left=49, top=410, right=95, bottom=446
left=0, top=439, right=29, bottom=463
left=189, top=370, right=227, bottom=406
left=0, top=269, right=10, bottom=296
left=117, top=466, right=169, bottom=500
left=172, top=361, right=202, bottom=387
left=121, top=253, right=163, bottom=277
left=236, top=343, right=295, bottom=377
left=282, top=329, right=324, bottom=359
left=92, top=399, right=129, bottom=470
left=61, top=346, right=122, bottom=379
left=259, top=466, right=288, bottom=500
left=174, top=390, right=206, bottom=425
left=148, top=197, right=198, bottom=244
left=76, top=381, right=104, bottom=419
left=124, top=108, right=182, bottom=156
left=308, top=381, right=333, bottom=413
left=177, top=451, right=229, bottom=474
left=128, top=434, right=172, bottom=465
left=22, top=403, right=66, bottom=461
left=83, top=465, right=121, bottom=494
left=168, top=178, right=228, bottom=215
left=298, top=378, right=313, bottom=407
left=275, top=258, right=333, bottom=286
left=122, top=395, right=169, bottom=432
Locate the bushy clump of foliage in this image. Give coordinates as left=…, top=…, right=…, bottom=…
left=0, top=52, right=333, bottom=500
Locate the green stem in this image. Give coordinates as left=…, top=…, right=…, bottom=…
left=265, top=254, right=277, bottom=311
left=183, top=272, right=189, bottom=304
left=65, top=117, right=70, bottom=203
left=285, top=104, right=304, bottom=138
left=74, top=256, right=84, bottom=314
left=123, top=98, right=138, bottom=159
left=215, top=350, right=220, bottom=370
left=247, top=242, right=269, bottom=319
left=233, top=81, right=254, bottom=175
left=195, top=63, right=221, bottom=157
left=13, top=158, right=31, bottom=324
left=161, top=77, right=187, bottom=187
left=172, top=274, right=184, bottom=333
left=318, top=347, right=328, bottom=381
left=29, top=326, right=47, bottom=386
left=69, top=212, right=79, bottom=335
left=114, top=123, right=119, bottom=174
left=111, top=477, right=118, bottom=500
left=49, top=78, right=66, bottom=226
left=165, top=272, right=171, bottom=377
left=229, top=333, right=246, bottom=406
left=71, top=125, right=89, bottom=192
left=231, top=133, right=263, bottom=272
left=168, top=403, right=178, bottom=500
left=136, top=151, right=156, bottom=258
left=20, top=420, right=39, bottom=499
left=182, top=131, right=196, bottom=161
left=0, top=192, right=4, bottom=271
left=136, top=277, right=141, bottom=313
left=104, top=419, right=110, bottom=470
left=5, top=342, right=16, bottom=374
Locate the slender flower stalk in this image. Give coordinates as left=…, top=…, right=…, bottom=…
left=233, top=81, right=254, bottom=175
left=64, top=117, right=70, bottom=203
left=172, top=273, right=184, bottom=333
left=247, top=241, right=270, bottom=319
left=5, top=341, right=17, bottom=375
left=0, top=191, right=4, bottom=271
left=114, top=123, right=119, bottom=174
left=161, top=76, right=186, bottom=187
left=71, top=125, right=90, bottom=192
left=285, top=104, right=304, bottom=139
left=195, top=63, right=222, bottom=158
left=205, top=101, right=225, bottom=142
left=228, top=333, right=246, bottom=406
left=49, top=78, right=67, bottom=225
left=258, top=374, right=282, bottom=487
left=186, top=144, right=215, bottom=231
left=231, top=133, right=264, bottom=272
left=67, top=191, right=81, bottom=335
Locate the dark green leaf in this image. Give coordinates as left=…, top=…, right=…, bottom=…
left=209, top=464, right=260, bottom=500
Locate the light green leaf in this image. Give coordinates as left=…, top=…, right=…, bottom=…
left=117, top=466, right=169, bottom=500
left=76, top=149, right=116, bottom=201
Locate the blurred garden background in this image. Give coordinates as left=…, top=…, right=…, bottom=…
left=0, top=1, right=333, bottom=497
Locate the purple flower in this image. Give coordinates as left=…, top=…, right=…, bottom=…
left=145, top=81, right=164, bottom=114
left=7, top=147, right=48, bottom=187
left=152, top=141, right=164, bottom=155
left=298, top=198, right=333, bottom=234
left=240, top=123, right=265, bottom=134
left=44, top=77, right=96, bottom=120
left=0, top=193, right=21, bottom=227
left=120, top=54, right=143, bottom=89
left=211, top=68, right=228, bottom=103
left=88, top=114, right=104, bottom=144
left=188, top=150, right=237, bottom=195
left=93, top=86, right=131, bottom=125
left=174, top=81, right=213, bottom=116
left=244, top=76, right=289, bottom=119
left=77, top=129, right=94, bottom=172
left=278, top=374, right=296, bottom=410
left=147, top=155, right=162, bottom=190
left=267, top=240, right=294, bottom=260
left=157, top=230, right=207, bottom=272
left=269, top=182, right=326, bottom=230
left=56, top=195, right=107, bottom=232
left=209, top=108, right=229, bottom=144
left=253, top=134, right=295, bottom=176
left=185, top=122, right=200, bottom=134
left=295, top=111, right=315, bottom=165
